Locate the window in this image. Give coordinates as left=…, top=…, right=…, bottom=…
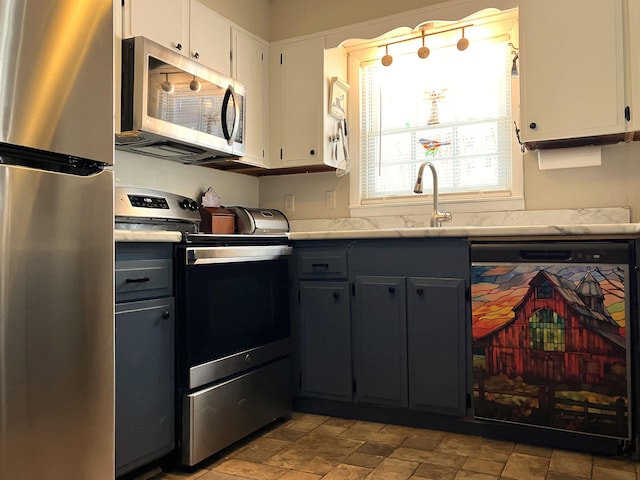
left=350, top=10, right=520, bottom=211
left=529, top=309, right=565, bottom=352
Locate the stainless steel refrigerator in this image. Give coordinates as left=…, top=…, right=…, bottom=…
left=0, top=1, right=115, bottom=478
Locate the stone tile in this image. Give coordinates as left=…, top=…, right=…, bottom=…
left=460, top=457, right=505, bottom=476
left=592, top=456, right=636, bottom=473
left=232, top=447, right=278, bottom=464
left=545, top=472, right=597, bottom=480
left=322, top=464, right=373, bottom=480
left=452, top=471, right=498, bottom=480
left=339, top=428, right=407, bottom=446
left=243, top=437, right=291, bottom=453
left=210, top=459, right=287, bottom=480
left=309, top=424, right=349, bottom=437
left=591, top=465, right=636, bottom=480
left=364, top=457, right=419, bottom=480
left=390, top=447, right=466, bottom=469
left=513, top=443, right=553, bottom=459
left=434, top=435, right=512, bottom=463
left=357, top=442, right=397, bottom=457
left=263, top=427, right=308, bottom=442
left=197, top=471, right=253, bottom=480
left=501, top=452, right=549, bottom=480
left=453, top=470, right=496, bottom=480
left=324, top=417, right=357, bottom=428
left=349, top=421, right=386, bottom=432
left=279, top=470, right=322, bottom=480
left=412, top=462, right=459, bottom=480
left=344, top=451, right=385, bottom=469
left=548, top=450, right=593, bottom=478
left=265, top=433, right=363, bottom=474
left=158, top=469, right=211, bottom=480
left=380, top=425, right=444, bottom=440
left=284, top=415, right=329, bottom=432
left=400, top=436, right=442, bottom=452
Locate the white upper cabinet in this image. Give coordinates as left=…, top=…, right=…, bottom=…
left=189, top=0, right=231, bottom=76
left=519, top=0, right=626, bottom=147
left=626, top=0, right=640, bottom=136
left=270, top=37, right=347, bottom=169
left=232, top=30, right=269, bottom=167
left=123, top=0, right=231, bottom=75
left=123, top=0, right=189, bottom=54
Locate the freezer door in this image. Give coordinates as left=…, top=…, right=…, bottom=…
left=0, top=165, right=114, bottom=479
left=0, top=0, right=114, bottom=164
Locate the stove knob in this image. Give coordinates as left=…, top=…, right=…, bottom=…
left=189, top=200, right=199, bottom=211
left=180, top=199, right=191, bottom=210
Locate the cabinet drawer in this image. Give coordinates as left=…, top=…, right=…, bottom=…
left=115, top=259, right=172, bottom=302
left=298, top=250, right=347, bottom=278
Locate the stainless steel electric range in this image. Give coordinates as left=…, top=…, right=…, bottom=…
left=115, top=187, right=292, bottom=467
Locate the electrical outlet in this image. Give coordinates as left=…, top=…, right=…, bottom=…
left=284, top=194, right=295, bottom=212
left=325, top=190, right=336, bottom=209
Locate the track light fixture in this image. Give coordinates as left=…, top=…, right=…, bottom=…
left=189, top=75, right=202, bottom=92
left=161, top=73, right=174, bottom=93
left=380, top=23, right=473, bottom=67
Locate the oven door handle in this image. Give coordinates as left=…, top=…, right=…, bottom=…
left=186, top=245, right=292, bottom=265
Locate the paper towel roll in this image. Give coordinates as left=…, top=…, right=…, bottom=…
left=537, top=145, right=602, bottom=170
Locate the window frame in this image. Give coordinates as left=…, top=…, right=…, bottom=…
left=344, top=7, right=523, bottom=218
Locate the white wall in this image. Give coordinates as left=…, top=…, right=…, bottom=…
left=115, top=151, right=259, bottom=206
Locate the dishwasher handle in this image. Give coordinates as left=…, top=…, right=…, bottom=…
left=519, top=249, right=572, bottom=261
left=185, top=245, right=292, bottom=265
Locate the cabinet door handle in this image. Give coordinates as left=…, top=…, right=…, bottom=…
left=416, top=288, right=424, bottom=295
left=162, top=311, right=170, bottom=319
left=529, top=122, right=537, bottom=129
left=311, top=263, right=329, bottom=270
left=125, top=277, right=150, bottom=284
left=388, top=286, right=395, bottom=294
left=193, top=51, right=200, bottom=59
left=333, top=291, right=340, bottom=299
left=175, top=42, right=183, bottom=51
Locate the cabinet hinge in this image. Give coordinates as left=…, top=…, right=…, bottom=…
left=352, top=378, right=357, bottom=393
left=299, top=373, right=302, bottom=389
left=351, top=282, right=355, bottom=296
left=625, top=106, right=631, bottom=122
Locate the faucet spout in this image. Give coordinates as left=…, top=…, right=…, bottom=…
left=413, top=161, right=452, bottom=227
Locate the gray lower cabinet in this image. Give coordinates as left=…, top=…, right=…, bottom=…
left=294, top=238, right=470, bottom=418
left=353, top=275, right=408, bottom=407
left=299, top=281, right=352, bottom=401
left=115, top=243, right=175, bottom=477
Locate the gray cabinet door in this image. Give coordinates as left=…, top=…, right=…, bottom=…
left=353, top=276, right=408, bottom=408
left=407, top=277, right=466, bottom=416
left=115, top=298, right=175, bottom=476
left=299, top=281, right=352, bottom=401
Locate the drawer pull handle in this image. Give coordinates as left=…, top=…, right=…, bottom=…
left=311, top=263, right=329, bottom=269
left=388, top=286, right=395, bottom=294
left=162, top=311, right=170, bottom=319
left=333, top=292, right=340, bottom=299
left=416, top=288, right=424, bottom=295
left=125, top=277, right=151, bottom=284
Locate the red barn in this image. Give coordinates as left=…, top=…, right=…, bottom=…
left=478, top=268, right=626, bottom=386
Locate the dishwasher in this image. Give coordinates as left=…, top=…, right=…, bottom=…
left=470, top=241, right=633, bottom=447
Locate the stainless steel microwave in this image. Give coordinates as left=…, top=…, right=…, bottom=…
left=117, top=36, right=245, bottom=164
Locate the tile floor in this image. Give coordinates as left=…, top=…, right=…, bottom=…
left=146, top=412, right=640, bottom=480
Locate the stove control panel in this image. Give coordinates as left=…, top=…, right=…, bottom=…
left=115, top=186, right=201, bottom=224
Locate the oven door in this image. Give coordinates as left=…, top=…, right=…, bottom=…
left=176, top=245, right=292, bottom=390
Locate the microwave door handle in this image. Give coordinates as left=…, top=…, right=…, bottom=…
left=221, top=84, right=240, bottom=147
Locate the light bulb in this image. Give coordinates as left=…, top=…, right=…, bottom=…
left=457, top=28, right=469, bottom=51
left=381, top=45, right=393, bottom=66
left=161, top=74, right=174, bottom=93
left=190, top=76, right=201, bottom=92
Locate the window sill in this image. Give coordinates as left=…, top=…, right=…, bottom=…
left=349, top=195, right=525, bottom=218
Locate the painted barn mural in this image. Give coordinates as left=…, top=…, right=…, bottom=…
left=471, top=263, right=629, bottom=438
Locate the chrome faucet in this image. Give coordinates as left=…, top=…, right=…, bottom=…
left=413, top=161, right=452, bottom=227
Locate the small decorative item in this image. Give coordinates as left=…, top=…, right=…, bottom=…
left=426, top=89, right=447, bottom=125
left=419, top=137, right=450, bottom=156
left=329, top=77, right=349, bottom=119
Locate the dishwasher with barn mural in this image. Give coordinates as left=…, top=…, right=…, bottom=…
left=470, top=241, right=636, bottom=455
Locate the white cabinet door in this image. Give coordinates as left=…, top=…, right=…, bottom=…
left=626, top=0, right=640, bottom=135
left=270, top=37, right=324, bottom=167
left=519, top=0, right=626, bottom=145
left=123, top=0, right=189, bottom=54
left=189, top=0, right=231, bottom=75
left=233, top=30, right=269, bottom=167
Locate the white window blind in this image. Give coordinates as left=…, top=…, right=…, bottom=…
left=360, top=37, right=513, bottom=201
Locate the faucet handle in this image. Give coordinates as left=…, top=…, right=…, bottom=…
left=443, top=211, right=453, bottom=223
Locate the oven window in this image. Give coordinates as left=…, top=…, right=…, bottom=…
left=183, top=258, right=290, bottom=367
